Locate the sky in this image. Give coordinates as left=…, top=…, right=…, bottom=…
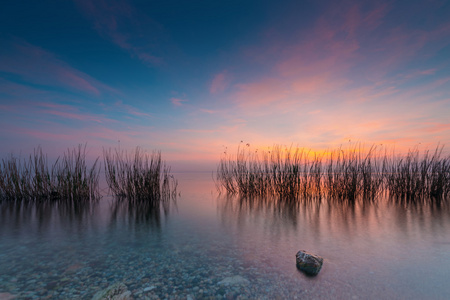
left=1, top=0, right=450, bottom=171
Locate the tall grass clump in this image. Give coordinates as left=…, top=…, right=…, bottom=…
left=383, top=145, right=450, bottom=202
left=54, top=144, right=101, bottom=202
left=103, top=147, right=177, bottom=203
left=216, top=144, right=327, bottom=199
left=0, top=153, right=33, bottom=200
left=0, top=145, right=100, bottom=203
left=325, top=145, right=384, bottom=200
left=216, top=143, right=450, bottom=203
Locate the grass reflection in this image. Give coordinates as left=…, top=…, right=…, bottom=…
left=0, top=199, right=97, bottom=236
left=108, top=196, right=173, bottom=228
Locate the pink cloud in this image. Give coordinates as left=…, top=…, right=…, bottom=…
left=34, top=102, right=112, bottom=123
left=275, top=32, right=359, bottom=78
left=290, top=74, right=349, bottom=97
left=0, top=105, right=12, bottom=111
left=38, top=102, right=75, bottom=110
left=42, top=110, right=104, bottom=123
left=210, top=71, right=229, bottom=94
left=231, top=72, right=350, bottom=110
left=233, top=78, right=289, bottom=108
left=403, top=68, right=438, bottom=79
left=423, top=123, right=450, bottom=133
left=0, top=100, right=116, bottom=128
left=392, top=76, right=450, bottom=103
left=308, top=110, right=321, bottom=115
left=230, top=0, right=450, bottom=115
left=89, top=127, right=148, bottom=144
left=178, top=129, right=215, bottom=134
left=200, top=109, right=219, bottom=114
left=360, top=23, right=450, bottom=82
left=178, top=124, right=242, bottom=134
left=14, top=128, right=80, bottom=142
left=0, top=79, right=52, bottom=100
left=170, top=97, right=187, bottom=107
left=271, top=1, right=448, bottom=85
left=2, top=120, right=152, bottom=146
left=58, top=69, right=100, bottom=95
left=136, top=52, right=162, bottom=65
left=114, top=101, right=152, bottom=118
left=363, top=3, right=389, bottom=30
left=273, top=3, right=390, bottom=79
left=418, top=69, right=438, bottom=75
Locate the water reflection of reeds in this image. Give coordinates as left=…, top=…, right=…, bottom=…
left=218, top=194, right=303, bottom=233
left=0, top=199, right=98, bottom=237
left=217, top=192, right=450, bottom=243
left=108, top=197, right=172, bottom=228
left=216, top=144, right=450, bottom=203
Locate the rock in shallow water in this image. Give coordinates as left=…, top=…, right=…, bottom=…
left=295, top=250, right=323, bottom=276
left=91, top=282, right=132, bottom=300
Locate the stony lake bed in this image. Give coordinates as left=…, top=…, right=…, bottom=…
left=1, top=172, right=450, bottom=299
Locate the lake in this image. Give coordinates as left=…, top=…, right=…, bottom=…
left=1, top=172, right=450, bottom=299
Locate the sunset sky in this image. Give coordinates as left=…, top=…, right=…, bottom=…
left=1, top=0, right=450, bottom=171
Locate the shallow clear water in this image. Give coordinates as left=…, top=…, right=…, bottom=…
left=1, top=173, right=450, bottom=299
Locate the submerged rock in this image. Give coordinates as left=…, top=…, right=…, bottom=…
left=217, top=275, right=250, bottom=286
left=92, top=282, right=132, bottom=300
left=295, top=250, right=323, bottom=276
left=143, top=285, right=156, bottom=292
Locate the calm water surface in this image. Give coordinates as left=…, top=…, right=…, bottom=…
left=1, top=173, right=450, bottom=299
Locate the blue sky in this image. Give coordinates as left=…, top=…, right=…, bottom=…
left=1, top=0, right=450, bottom=170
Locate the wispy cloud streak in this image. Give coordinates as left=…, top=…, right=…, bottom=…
left=0, top=39, right=115, bottom=96
left=76, top=0, right=170, bottom=66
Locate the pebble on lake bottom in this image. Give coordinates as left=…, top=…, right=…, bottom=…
left=0, top=240, right=307, bottom=300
